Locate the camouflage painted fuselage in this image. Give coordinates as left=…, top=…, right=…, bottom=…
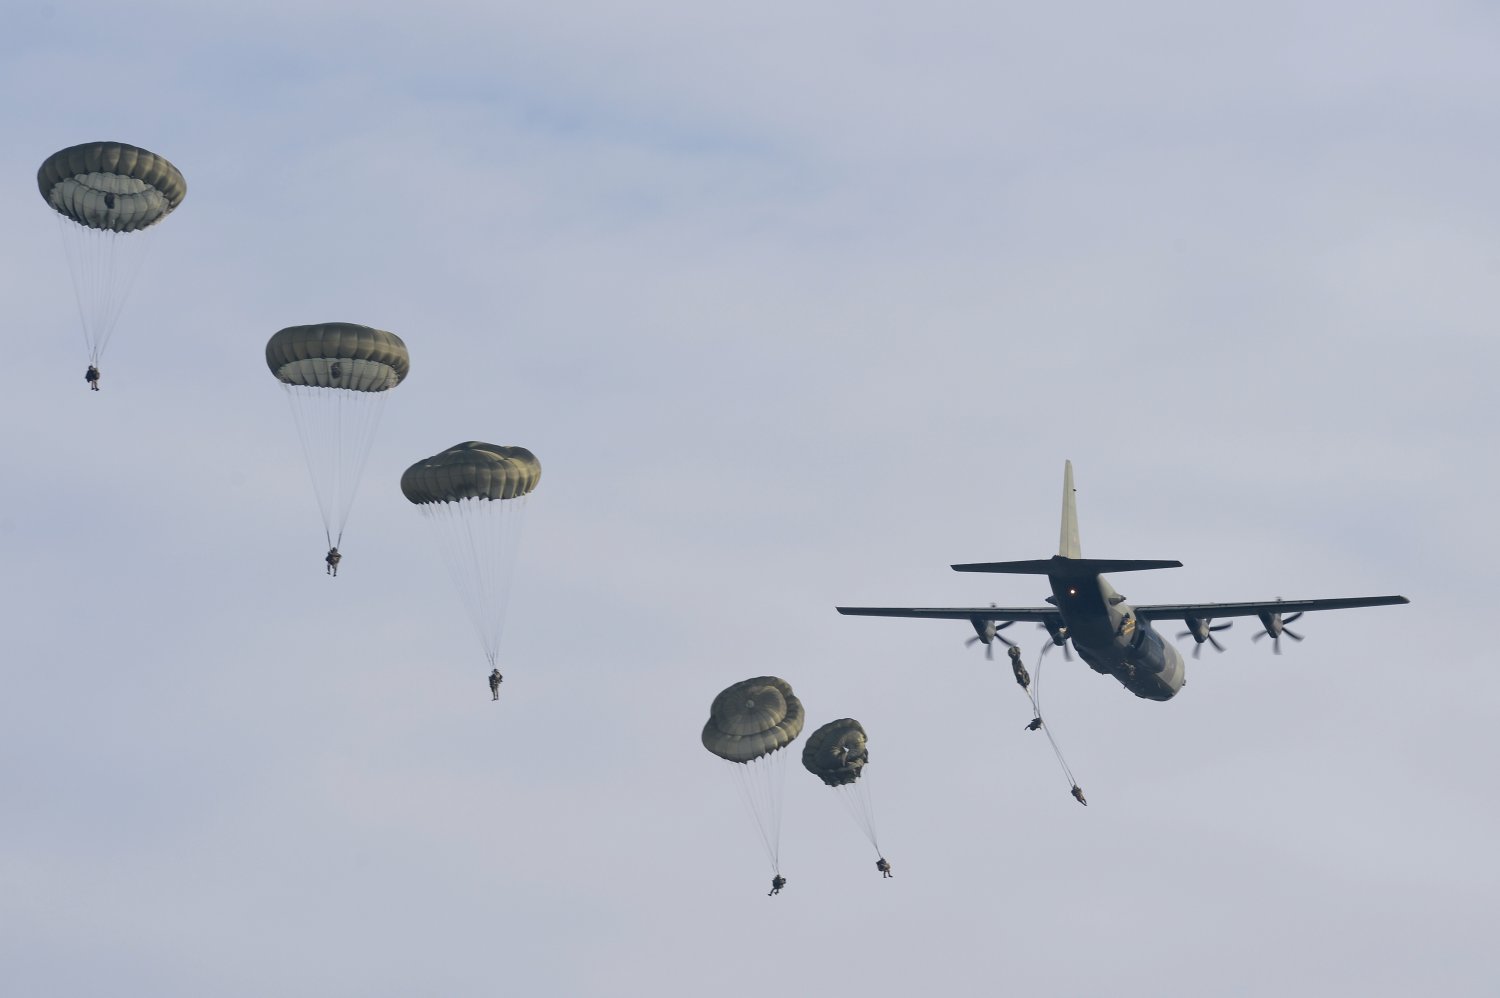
left=1049, top=572, right=1185, bottom=701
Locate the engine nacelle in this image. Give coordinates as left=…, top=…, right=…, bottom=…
left=1257, top=611, right=1286, bottom=637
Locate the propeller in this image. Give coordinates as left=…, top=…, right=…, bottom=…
left=966, top=611, right=1017, bottom=660
left=1177, top=617, right=1233, bottom=658
left=1252, top=610, right=1304, bottom=655
left=1038, top=619, right=1073, bottom=662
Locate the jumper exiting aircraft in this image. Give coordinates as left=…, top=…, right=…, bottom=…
left=837, top=462, right=1409, bottom=701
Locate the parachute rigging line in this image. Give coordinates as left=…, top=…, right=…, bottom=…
left=1025, top=643, right=1079, bottom=791
left=55, top=218, right=153, bottom=365
left=417, top=495, right=529, bottom=668
left=835, top=781, right=881, bottom=856
left=729, top=754, right=789, bottom=876
left=282, top=383, right=391, bottom=547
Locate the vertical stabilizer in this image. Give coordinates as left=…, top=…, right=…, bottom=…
left=1059, top=460, right=1081, bottom=558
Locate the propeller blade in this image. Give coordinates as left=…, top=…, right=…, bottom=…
left=1185, top=620, right=1232, bottom=652
left=1284, top=612, right=1304, bottom=625
left=1272, top=635, right=1282, bottom=655
left=986, top=641, right=995, bottom=660
left=1284, top=626, right=1304, bottom=642
left=965, top=636, right=981, bottom=648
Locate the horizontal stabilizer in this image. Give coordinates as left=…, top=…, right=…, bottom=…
left=952, top=556, right=1183, bottom=576
left=836, top=605, right=1057, bottom=622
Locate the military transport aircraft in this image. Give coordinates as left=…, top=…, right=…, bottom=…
left=837, top=462, right=1408, bottom=701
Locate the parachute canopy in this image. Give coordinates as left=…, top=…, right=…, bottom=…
left=802, top=717, right=883, bottom=857
left=801, top=718, right=869, bottom=787
left=267, top=322, right=410, bottom=392
left=702, top=677, right=805, bottom=763
left=401, top=442, right=541, bottom=504
left=267, top=321, right=409, bottom=552
left=404, top=441, right=539, bottom=668
left=38, top=142, right=187, bottom=233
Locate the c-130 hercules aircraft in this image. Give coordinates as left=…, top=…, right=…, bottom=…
left=838, top=462, right=1409, bottom=701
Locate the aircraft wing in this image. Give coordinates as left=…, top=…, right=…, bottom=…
left=1136, top=595, right=1409, bottom=622
left=835, top=606, right=1058, bottom=622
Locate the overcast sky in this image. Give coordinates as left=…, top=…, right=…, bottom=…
left=2, top=3, right=1496, bottom=996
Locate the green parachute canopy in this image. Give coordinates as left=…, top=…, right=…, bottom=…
left=702, top=677, right=805, bottom=763
left=266, top=322, right=410, bottom=392
left=267, top=321, right=409, bottom=553
left=39, top=141, right=187, bottom=368
left=801, top=718, right=869, bottom=787
left=38, top=141, right=187, bottom=233
left=403, top=441, right=540, bottom=669
left=401, top=442, right=542, bottom=504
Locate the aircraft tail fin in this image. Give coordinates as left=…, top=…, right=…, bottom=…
left=951, top=462, right=1182, bottom=577
left=1060, top=459, right=1081, bottom=559
left=950, top=462, right=1082, bottom=575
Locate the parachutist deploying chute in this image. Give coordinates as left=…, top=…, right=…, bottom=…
left=39, top=142, right=187, bottom=385
left=403, top=442, right=540, bottom=674
left=268, top=322, right=410, bottom=571
left=1007, top=644, right=1031, bottom=689
left=1014, top=643, right=1088, bottom=806
left=702, top=677, right=804, bottom=893
left=801, top=717, right=891, bottom=879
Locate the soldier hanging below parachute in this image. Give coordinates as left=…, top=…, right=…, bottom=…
left=702, top=676, right=804, bottom=895
left=801, top=717, right=892, bottom=880
left=38, top=142, right=187, bottom=387
left=403, top=442, right=540, bottom=678
left=267, top=322, right=410, bottom=575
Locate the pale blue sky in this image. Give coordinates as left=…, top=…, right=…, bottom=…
left=2, top=3, right=1495, bottom=996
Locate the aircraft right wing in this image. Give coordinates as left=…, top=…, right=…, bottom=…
left=835, top=606, right=1058, bottom=622
left=1135, top=595, right=1409, bottom=622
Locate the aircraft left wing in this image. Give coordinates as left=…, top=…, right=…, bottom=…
left=1135, top=595, right=1409, bottom=622
left=835, top=606, right=1058, bottom=622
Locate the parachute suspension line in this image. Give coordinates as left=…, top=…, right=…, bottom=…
left=56, top=217, right=94, bottom=360
left=729, top=754, right=789, bottom=876
left=282, top=384, right=390, bottom=548
left=419, top=496, right=528, bottom=667
left=1027, top=644, right=1079, bottom=792
left=835, top=781, right=881, bottom=856
left=55, top=218, right=152, bottom=365
left=332, top=393, right=344, bottom=547
left=94, top=229, right=149, bottom=362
